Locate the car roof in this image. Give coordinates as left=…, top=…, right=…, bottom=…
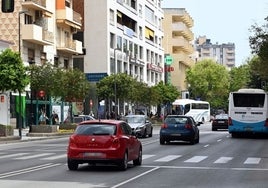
left=79, top=119, right=125, bottom=125
left=126, top=114, right=146, bottom=117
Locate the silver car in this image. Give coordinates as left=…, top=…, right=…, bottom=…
left=125, top=115, right=153, bottom=138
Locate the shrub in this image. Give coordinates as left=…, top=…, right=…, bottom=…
left=0, top=124, right=14, bottom=136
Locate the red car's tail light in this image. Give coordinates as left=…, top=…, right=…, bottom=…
left=68, top=136, right=77, bottom=147
left=161, top=123, right=168, bottom=128
left=265, top=119, right=268, bottom=127
left=185, top=124, right=192, bottom=129
left=228, top=117, right=233, bottom=126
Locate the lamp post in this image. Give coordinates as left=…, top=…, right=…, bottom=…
left=18, top=10, right=28, bottom=138
left=113, top=48, right=120, bottom=119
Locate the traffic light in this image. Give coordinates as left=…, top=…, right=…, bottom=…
left=2, top=0, right=14, bottom=13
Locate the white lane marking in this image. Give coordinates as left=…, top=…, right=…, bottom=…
left=0, top=163, right=61, bottom=179
left=41, top=154, right=66, bottom=160
left=0, top=153, right=29, bottom=159
left=184, top=156, right=208, bottom=163
left=142, top=154, right=155, bottom=160
left=154, top=155, right=182, bottom=162
left=217, top=139, right=222, bottom=142
left=111, top=167, right=160, bottom=188
left=204, top=144, right=210, bottom=148
left=214, top=157, right=233, bottom=164
left=244, top=157, right=261, bottom=164
left=14, top=153, right=54, bottom=160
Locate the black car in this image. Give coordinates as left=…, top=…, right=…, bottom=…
left=211, top=114, right=229, bottom=131
left=160, top=115, right=200, bottom=145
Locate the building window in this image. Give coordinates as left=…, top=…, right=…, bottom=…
left=110, top=9, right=114, bottom=24
left=117, top=35, right=122, bottom=50
left=28, top=48, right=35, bottom=63
left=64, top=59, right=69, bottom=69
left=110, top=33, right=115, bottom=48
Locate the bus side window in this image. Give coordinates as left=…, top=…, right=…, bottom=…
left=2, top=0, right=14, bottom=13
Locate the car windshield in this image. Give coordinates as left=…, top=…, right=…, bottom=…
left=165, top=117, right=188, bottom=124
left=126, top=116, right=145, bottom=123
left=215, top=114, right=228, bottom=119
left=75, top=124, right=116, bottom=135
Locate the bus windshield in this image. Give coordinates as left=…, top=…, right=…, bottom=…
left=233, top=93, right=265, bottom=107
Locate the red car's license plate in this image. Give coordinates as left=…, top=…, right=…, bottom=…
left=83, top=152, right=104, bottom=158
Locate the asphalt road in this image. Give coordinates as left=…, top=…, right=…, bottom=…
left=0, top=123, right=267, bottom=188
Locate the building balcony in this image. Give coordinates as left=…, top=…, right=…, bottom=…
left=22, top=0, right=53, bottom=17
left=56, top=7, right=82, bottom=29
left=171, top=36, right=194, bottom=54
left=172, top=23, right=194, bottom=41
left=21, top=24, right=53, bottom=45
left=172, top=14, right=193, bottom=27
left=57, top=39, right=83, bottom=54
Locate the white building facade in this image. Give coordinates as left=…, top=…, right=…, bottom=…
left=84, top=0, right=165, bottom=86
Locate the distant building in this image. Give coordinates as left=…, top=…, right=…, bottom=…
left=195, top=36, right=235, bottom=68
left=162, top=8, right=195, bottom=91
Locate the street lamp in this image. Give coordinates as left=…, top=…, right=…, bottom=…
left=18, top=10, right=28, bottom=54
left=18, top=10, right=28, bottom=138
left=113, top=48, right=120, bottom=119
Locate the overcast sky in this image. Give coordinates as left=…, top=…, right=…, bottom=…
left=162, top=0, right=268, bottom=66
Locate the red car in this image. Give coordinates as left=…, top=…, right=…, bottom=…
left=67, top=119, right=142, bottom=171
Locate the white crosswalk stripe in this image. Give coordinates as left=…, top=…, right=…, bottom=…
left=142, top=154, right=155, bottom=160
left=244, top=157, right=261, bottom=164
left=214, top=157, right=233, bottom=164
left=41, top=154, right=66, bottom=160
left=184, top=156, right=208, bottom=163
left=14, top=153, right=54, bottom=160
left=154, top=155, right=182, bottom=162
left=0, top=152, right=263, bottom=166
left=0, top=153, right=29, bottom=159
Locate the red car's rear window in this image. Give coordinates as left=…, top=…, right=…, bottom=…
left=75, top=124, right=116, bottom=135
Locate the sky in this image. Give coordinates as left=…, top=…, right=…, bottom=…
left=161, top=0, right=268, bottom=66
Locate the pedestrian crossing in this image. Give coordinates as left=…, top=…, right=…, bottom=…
left=0, top=152, right=264, bottom=165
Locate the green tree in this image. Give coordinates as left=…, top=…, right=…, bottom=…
left=0, top=49, right=29, bottom=92
left=186, top=59, right=229, bottom=109
left=249, top=16, right=268, bottom=80
left=29, top=64, right=90, bottom=102
left=154, top=81, right=179, bottom=106
left=229, top=63, right=250, bottom=92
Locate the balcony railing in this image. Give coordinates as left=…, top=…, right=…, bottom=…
left=56, top=7, right=82, bottom=28
left=21, top=24, right=53, bottom=45
left=57, top=38, right=83, bottom=54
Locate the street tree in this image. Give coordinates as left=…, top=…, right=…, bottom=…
left=249, top=16, right=268, bottom=80
left=0, top=49, right=29, bottom=92
left=186, top=59, right=229, bottom=109
left=229, top=63, right=250, bottom=92
left=0, top=48, right=29, bottom=134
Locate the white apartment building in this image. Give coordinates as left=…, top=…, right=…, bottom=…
left=195, top=36, right=235, bottom=68
left=84, top=0, right=165, bottom=86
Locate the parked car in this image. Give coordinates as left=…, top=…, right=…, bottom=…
left=72, top=115, right=95, bottom=123
left=124, top=114, right=153, bottom=138
left=160, top=115, right=200, bottom=145
left=211, top=114, right=229, bottom=131
left=67, top=119, right=142, bottom=171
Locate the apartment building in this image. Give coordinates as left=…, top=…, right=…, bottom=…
left=0, top=0, right=83, bottom=67
left=195, top=36, right=235, bottom=68
left=83, top=0, right=165, bottom=86
left=0, top=0, right=83, bottom=125
left=162, top=8, right=195, bottom=92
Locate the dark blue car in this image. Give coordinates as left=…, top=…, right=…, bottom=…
left=160, top=115, right=200, bottom=145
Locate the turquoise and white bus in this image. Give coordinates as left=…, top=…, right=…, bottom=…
left=228, top=88, right=268, bottom=137
left=172, top=99, right=210, bottom=124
